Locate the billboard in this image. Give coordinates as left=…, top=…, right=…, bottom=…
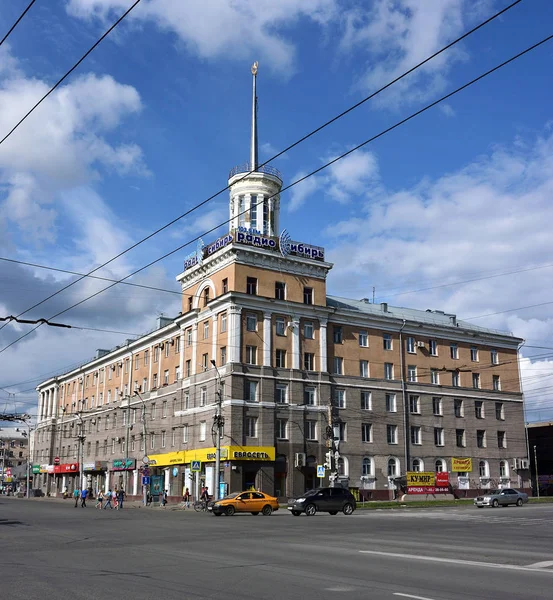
left=407, top=471, right=449, bottom=494
left=451, top=458, right=472, bottom=472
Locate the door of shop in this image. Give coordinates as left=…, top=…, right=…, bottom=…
left=151, top=475, right=163, bottom=501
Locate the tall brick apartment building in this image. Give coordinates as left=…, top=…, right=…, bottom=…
left=32, top=66, right=529, bottom=501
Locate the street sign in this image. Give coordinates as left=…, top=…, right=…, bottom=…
left=142, top=455, right=150, bottom=465
left=142, top=476, right=150, bottom=485
left=6, top=468, right=12, bottom=477
left=317, top=465, right=325, bottom=478
left=54, top=457, right=60, bottom=465
left=142, top=468, right=150, bottom=476
left=191, top=460, right=201, bottom=472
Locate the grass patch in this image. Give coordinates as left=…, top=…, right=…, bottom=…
left=528, top=496, right=553, bottom=503
left=357, top=499, right=474, bottom=510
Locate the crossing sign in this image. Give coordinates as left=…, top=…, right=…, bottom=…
left=142, top=476, right=150, bottom=485
left=191, top=460, right=201, bottom=472
left=317, top=465, right=325, bottom=478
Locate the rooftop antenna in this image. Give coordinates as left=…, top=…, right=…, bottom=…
left=250, top=61, right=258, bottom=171
left=372, top=286, right=376, bottom=304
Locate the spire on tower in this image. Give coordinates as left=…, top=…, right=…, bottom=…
left=250, top=61, right=258, bottom=171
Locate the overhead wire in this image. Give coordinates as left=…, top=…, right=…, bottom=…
left=0, top=0, right=37, bottom=47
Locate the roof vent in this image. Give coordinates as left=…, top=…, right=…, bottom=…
left=449, top=315, right=457, bottom=325
left=381, top=302, right=388, bottom=313
left=360, top=298, right=370, bottom=303
left=95, top=349, right=110, bottom=359
left=157, top=316, right=173, bottom=329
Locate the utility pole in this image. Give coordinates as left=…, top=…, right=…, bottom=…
left=124, top=394, right=132, bottom=494
left=211, top=360, right=223, bottom=501
left=76, top=413, right=85, bottom=491
left=135, top=391, right=149, bottom=506
left=534, top=444, right=540, bottom=498
left=16, top=426, right=31, bottom=498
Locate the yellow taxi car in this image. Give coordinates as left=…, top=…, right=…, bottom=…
left=208, top=491, right=279, bottom=516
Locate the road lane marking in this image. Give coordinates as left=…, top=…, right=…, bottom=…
left=359, top=550, right=553, bottom=574
left=526, top=560, right=553, bottom=568
left=393, top=593, right=438, bottom=600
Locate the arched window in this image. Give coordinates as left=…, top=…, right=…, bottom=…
left=387, top=457, right=399, bottom=477
left=362, top=457, right=374, bottom=476
left=412, top=458, right=424, bottom=472
left=479, top=460, right=489, bottom=477
left=435, top=458, right=446, bottom=473
left=337, top=457, right=349, bottom=476
left=499, top=460, right=509, bottom=478
left=203, top=287, right=210, bottom=307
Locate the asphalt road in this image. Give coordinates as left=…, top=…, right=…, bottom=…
left=2, top=498, right=553, bottom=600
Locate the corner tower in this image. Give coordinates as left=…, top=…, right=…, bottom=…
left=228, top=62, right=282, bottom=237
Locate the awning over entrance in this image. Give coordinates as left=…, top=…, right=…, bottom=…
left=147, top=446, right=275, bottom=467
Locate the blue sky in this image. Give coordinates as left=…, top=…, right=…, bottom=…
left=1, top=0, right=553, bottom=423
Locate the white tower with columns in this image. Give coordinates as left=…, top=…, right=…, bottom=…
left=228, top=62, right=282, bottom=237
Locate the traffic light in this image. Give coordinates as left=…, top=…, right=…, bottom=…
left=324, top=450, right=332, bottom=469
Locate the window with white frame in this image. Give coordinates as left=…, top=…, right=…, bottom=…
left=409, top=395, right=420, bottom=414
left=202, top=354, right=208, bottom=371
left=387, top=457, right=399, bottom=477
left=362, top=423, right=373, bottom=443
left=184, top=392, right=190, bottom=410
left=164, top=370, right=169, bottom=385
left=383, top=333, right=392, bottom=350
left=479, top=460, right=489, bottom=478
left=200, top=387, right=207, bottom=407
left=304, top=353, right=314, bottom=371
left=246, top=314, right=257, bottom=332
left=245, top=380, right=258, bottom=402
left=186, top=329, right=192, bottom=346
left=477, top=429, right=486, bottom=448
left=429, top=339, right=438, bottom=356
left=185, top=361, right=191, bottom=378
left=386, top=393, right=397, bottom=412
left=203, top=321, right=209, bottom=339
left=334, top=389, right=346, bottom=408
left=430, top=369, right=439, bottom=385
left=275, top=349, right=286, bottom=368
left=361, top=391, right=372, bottom=410
left=384, top=362, right=394, bottom=380
left=387, top=424, right=398, bottom=445
left=275, top=281, right=286, bottom=300
left=456, top=428, right=466, bottom=447
left=360, top=360, right=369, bottom=378
left=275, top=384, right=288, bottom=404
left=470, top=346, right=479, bottom=362
left=275, top=317, right=286, bottom=336
left=407, top=365, right=417, bottom=382
left=220, top=347, right=227, bottom=365
left=472, top=373, right=480, bottom=389
left=412, top=458, right=424, bottom=472
left=246, top=417, right=258, bottom=438
left=199, top=421, right=206, bottom=441
left=432, top=397, right=442, bottom=416
left=450, top=343, right=459, bottom=359
left=362, top=457, right=374, bottom=477
left=493, top=375, right=501, bottom=391
left=497, top=430, right=507, bottom=448
left=246, top=346, right=257, bottom=365
left=306, top=421, right=317, bottom=441
left=304, top=321, right=314, bottom=339
left=150, top=433, right=155, bottom=450
left=491, top=349, right=499, bottom=364
left=434, top=427, right=444, bottom=446
left=162, top=400, right=167, bottom=418
left=175, top=366, right=180, bottom=382
left=452, top=371, right=460, bottom=387
left=495, top=402, right=505, bottom=420
left=304, top=386, right=316, bottom=405
left=333, top=326, right=343, bottom=344
left=359, top=330, right=368, bottom=347
left=410, top=426, right=422, bottom=445
left=407, top=337, right=416, bottom=353
left=475, top=400, right=484, bottom=419
left=435, top=458, right=446, bottom=472
left=161, top=430, right=166, bottom=448
left=454, top=399, right=464, bottom=417
left=220, top=313, right=227, bottom=333
left=333, top=357, right=343, bottom=375
left=276, top=419, right=288, bottom=439
left=182, top=424, right=188, bottom=443
left=499, top=460, right=509, bottom=478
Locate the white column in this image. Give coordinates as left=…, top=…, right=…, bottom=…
left=263, top=313, right=272, bottom=366
left=53, top=386, right=58, bottom=418
left=148, top=343, right=153, bottom=390
left=191, top=322, right=198, bottom=375
left=47, top=389, right=52, bottom=418
left=228, top=305, right=242, bottom=363
left=179, top=330, right=185, bottom=377
left=164, top=468, right=170, bottom=495
left=291, top=317, right=300, bottom=370
left=38, top=392, right=44, bottom=422
left=319, top=319, right=328, bottom=372
left=133, top=469, right=139, bottom=496
left=212, top=314, right=218, bottom=365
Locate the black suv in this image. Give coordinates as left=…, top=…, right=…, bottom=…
left=287, top=487, right=356, bottom=516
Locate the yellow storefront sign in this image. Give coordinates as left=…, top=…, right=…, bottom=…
left=147, top=446, right=275, bottom=467
left=148, top=451, right=186, bottom=467
left=452, top=457, right=472, bottom=472
left=406, top=472, right=435, bottom=487
left=227, top=446, right=275, bottom=461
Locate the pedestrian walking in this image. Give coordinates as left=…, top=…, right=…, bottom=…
left=96, top=490, right=104, bottom=509
left=183, top=487, right=190, bottom=508
left=117, top=488, right=125, bottom=510
left=161, top=489, right=168, bottom=507
left=73, top=487, right=79, bottom=508
left=80, top=488, right=88, bottom=508
left=112, top=488, right=118, bottom=509
left=104, top=489, right=113, bottom=509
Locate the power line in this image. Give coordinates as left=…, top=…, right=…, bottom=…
left=0, top=1, right=523, bottom=334
left=463, top=300, right=553, bottom=321
left=3, top=28, right=552, bottom=357
left=0, top=0, right=37, bottom=47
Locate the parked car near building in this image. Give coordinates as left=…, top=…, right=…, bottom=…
left=474, top=488, right=528, bottom=507
left=288, top=487, right=356, bottom=516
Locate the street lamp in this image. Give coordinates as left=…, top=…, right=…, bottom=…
left=16, top=426, right=31, bottom=499
left=133, top=390, right=149, bottom=506
left=210, top=360, right=223, bottom=501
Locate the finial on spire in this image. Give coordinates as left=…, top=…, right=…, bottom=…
left=250, top=61, right=258, bottom=171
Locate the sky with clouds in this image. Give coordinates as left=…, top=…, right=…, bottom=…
left=1, top=0, right=553, bottom=425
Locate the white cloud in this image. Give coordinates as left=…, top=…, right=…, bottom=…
left=66, top=0, right=338, bottom=74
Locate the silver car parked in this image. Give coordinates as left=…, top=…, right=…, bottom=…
left=474, top=488, right=529, bottom=508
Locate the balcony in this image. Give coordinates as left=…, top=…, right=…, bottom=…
left=229, top=162, right=282, bottom=182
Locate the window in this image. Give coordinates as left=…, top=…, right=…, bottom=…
left=164, top=370, right=169, bottom=385
left=434, top=427, right=444, bottom=446
left=165, top=342, right=170, bottom=358
left=384, top=363, right=394, bottom=380
left=275, top=349, right=286, bottom=368
left=203, top=287, right=210, bottom=307
left=186, top=329, right=192, bottom=346
left=495, top=402, right=505, bottom=420
left=125, top=359, right=129, bottom=374
left=497, top=431, right=506, bottom=448
left=222, top=278, right=228, bottom=294
left=199, top=421, right=206, bottom=442
left=303, top=287, right=313, bottom=305
left=203, top=321, right=209, bottom=339
left=276, top=419, right=288, bottom=439
left=409, top=395, right=420, bottom=414
left=333, top=326, right=343, bottom=344
left=383, top=333, right=392, bottom=350
left=275, top=317, right=286, bottom=336
left=456, top=429, right=466, bottom=447
left=407, top=365, right=417, bottom=382
left=275, top=384, right=288, bottom=404
left=493, top=375, right=501, bottom=391
left=387, top=425, right=398, bottom=445
left=106, top=390, right=111, bottom=404
left=477, top=430, right=486, bottom=448
left=360, top=360, right=369, bottom=378
left=304, top=321, right=314, bottom=339
left=387, top=457, right=399, bottom=477
left=333, top=357, right=343, bottom=375
left=306, top=421, right=317, bottom=441
left=181, top=425, right=189, bottom=443
left=334, top=389, right=346, bottom=408
left=304, top=386, right=316, bottom=406
left=175, top=337, right=180, bottom=353
left=452, top=371, right=460, bottom=387
left=499, top=460, right=509, bottom=478
left=246, top=346, right=257, bottom=365
left=184, top=392, right=190, bottom=410
left=304, top=353, right=314, bottom=371
left=202, top=353, right=209, bottom=371
left=175, top=366, right=180, bottom=382
left=150, top=433, right=155, bottom=450
left=162, top=400, right=168, bottom=418
left=359, top=330, right=368, bottom=347
left=475, top=401, right=484, bottom=419
left=246, top=417, right=258, bottom=438
left=479, top=460, right=489, bottom=478
left=430, top=369, right=439, bottom=385
left=429, top=339, right=438, bottom=356
left=220, top=346, right=227, bottom=365
left=105, top=415, right=110, bottom=430
left=275, top=281, right=286, bottom=300
left=246, top=314, right=257, bottom=331
left=386, top=393, right=397, bottom=412
left=435, top=458, right=446, bottom=472
left=111, top=439, right=116, bottom=454
left=246, top=277, right=257, bottom=295
left=200, top=388, right=207, bottom=407
left=470, top=347, right=479, bottom=362
left=245, top=380, right=258, bottom=402
left=361, top=391, right=372, bottom=410
left=338, top=423, right=347, bottom=442
left=134, top=355, right=139, bottom=370
left=362, top=457, right=373, bottom=477
left=412, top=458, right=423, bottom=472
left=185, top=360, right=191, bottom=378
left=220, top=313, right=227, bottom=333
left=432, top=397, right=443, bottom=416
left=411, top=426, right=421, bottom=445
left=407, top=337, right=416, bottom=353
left=450, top=344, right=459, bottom=359
left=454, top=399, right=464, bottom=417
left=491, top=349, right=499, bottom=365
left=161, top=431, right=166, bottom=448
left=171, top=429, right=176, bottom=447
left=154, top=346, right=160, bottom=363
left=151, top=403, right=156, bottom=420
left=472, top=373, right=480, bottom=389
left=362, top=423, right=373, bottom=443
left=188, top=296, right=193, bottom=312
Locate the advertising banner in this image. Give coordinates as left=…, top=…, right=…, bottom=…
left=407, top=471, right=449, bottom=494
left=452, top=457, right=472, bottom=472
left=112, top=458, right=136, bottom=471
